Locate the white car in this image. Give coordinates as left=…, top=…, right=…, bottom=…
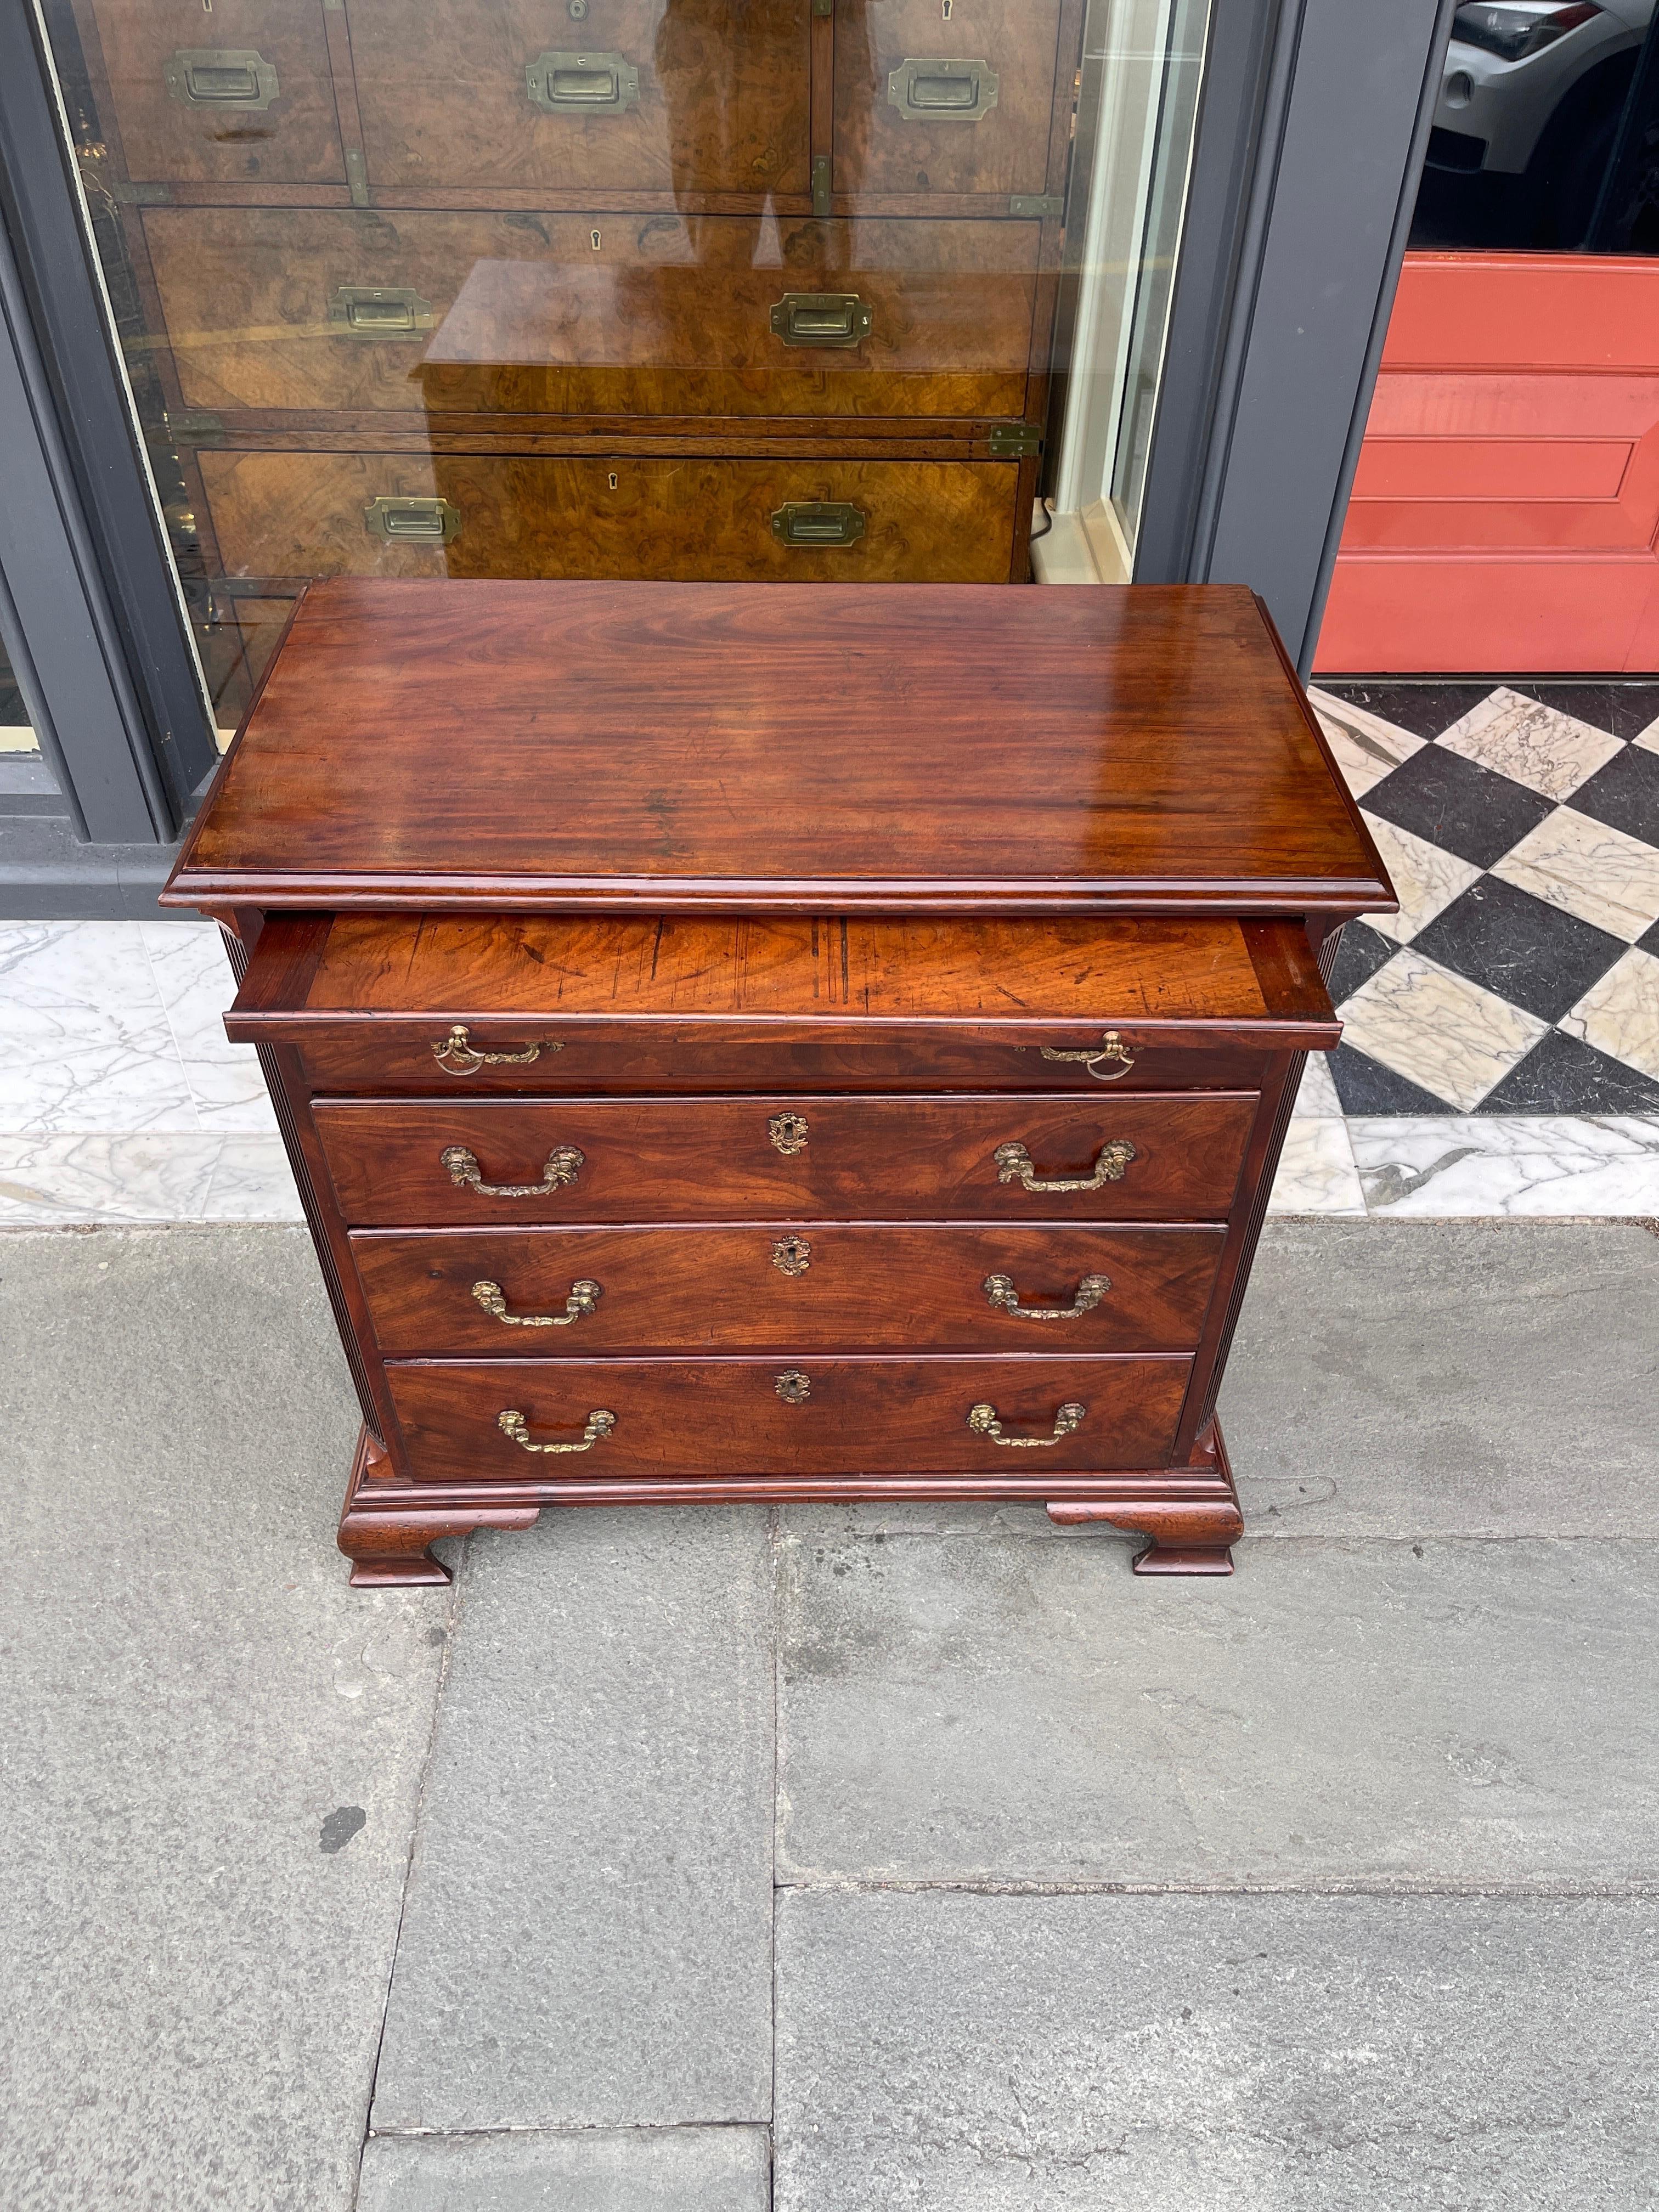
left=1429, top=0, right=1652, bottom=211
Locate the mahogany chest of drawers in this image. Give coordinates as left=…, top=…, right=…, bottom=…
left=162, top=576, right=1393, bottom=1584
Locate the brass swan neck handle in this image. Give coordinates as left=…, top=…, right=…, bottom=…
left=472, top=1278, right=600, bottom=1327
left=966, top=1401, right=1087, bottom=1448
left=442, top=1143, right=584, bottom=1199
left=994, top=1139, right=1136, bottom=1194
left=497, top=1408, right=616, bottom=1454
left=983, top=1272, right=1110, bottom=1320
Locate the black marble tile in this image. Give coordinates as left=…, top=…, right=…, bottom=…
left=1509, top=682, right=1659, bottom=742
left=1362, top=745, right=1554, bottom=869
left=1410, top=876, right=1627, bottom=1025
left=1567, top=742, right=1659, bottom=851
left=1478, top=1029, right=1659, bottom=1115
left=1314, top=682, right=1493, bottom=741
left=1329, top=1042, right=1453, bottom=1115
left=1327, top=919, right=1399, bottom=1006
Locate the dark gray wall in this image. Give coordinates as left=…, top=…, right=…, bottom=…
left=1193, top=0, right=1456, bottom=672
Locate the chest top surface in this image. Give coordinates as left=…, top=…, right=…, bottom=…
left=163, top=578, right=1392, bottom=917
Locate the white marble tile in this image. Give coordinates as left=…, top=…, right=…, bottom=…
left=1291, top=1051, right=1341, bottom=1118
left=1560, top=946, right=1659, bottom=1082
left=1435, top=687, right=1622, bottom=800
left=1351, top=1115, right=1659, bottom=1217
left=1267, top=1118, right=1365, bottom=1215
left=1492, top=805, right=1659, bottom=943
left=0, top=1133, right=221, bottom=1224
left=1335, top=944, right=1547, bottom=1112
left=140, top=919, right=275, bottom=1133
left=0, top=921, right=197, bottom=1135
left=202, top=1134, right=304, bottom=1221
left=1307, top=688, right=1426, bottom=799
left=1634, top=717, right=1659, bottom=755
left=1356, top=812, right=1481, bottom=944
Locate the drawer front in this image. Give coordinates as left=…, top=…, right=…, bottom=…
left=313, top=1094, right=1258, bottom=1226
left=346, top=0, right=811, bottom=194
left=834, top=0, right=1066, bottom=199
left=84, top=0, right=347, bottom=185
left=198, top=449, right=1020, bottom=584
left=291, top=1021, right=1277, bottom=1097
left=353, top=1223, right=1226, bottom=1355
left=145, top=208, right=1038, bottom=421
left=388, top=1354, right=1191, bottom=1480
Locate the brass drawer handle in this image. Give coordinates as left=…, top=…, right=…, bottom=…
left=771, top=501, right=867, bottom=549
left=984, top=1271, right=1110, bottom=1320
left=431, top=1024, right=561, bottom=1075
left=967, top=1400, right=1086, bottom=1448
left=441, top=1143, right=585, bottom=1198
left=526, top=50, right=641, bottom=114
left=165, top=48, right=278, bottom=109
left=887, top=56, right=1000, bottom=123
left=994, top=1139, right=1137, bottom=1193
left=770, top=292, right=873, bottom=349
left=498, top=1407, right=616, bottom=1454
left=1037, top=1031, right=1136, bottom=1081
left=472, top=1278, right=600, bottom=1328
left=329, top=286, right=433, bottom=340
left=364, top=495, right=461, bottom=546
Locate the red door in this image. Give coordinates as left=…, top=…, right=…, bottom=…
left=1317, top=252, right=1659, bottom=673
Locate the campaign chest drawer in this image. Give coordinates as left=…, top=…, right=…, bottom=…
left=144, top=208, right=1041, bottom=424
left=312, top=1093, right=1261, bottom=1226
left=196, top=448, right=1024, bottom=585
left=352, top=1223, right=1228, bottom=1355
left=386, top=1354, right=1193, bottom=1483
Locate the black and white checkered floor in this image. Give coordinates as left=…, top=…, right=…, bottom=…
left=1311, top=682, right=1659, bottom=1116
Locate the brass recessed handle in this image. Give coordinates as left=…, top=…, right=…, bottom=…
left=472, top=1278, right=600, bottom=1328
left=164, top=47, right=278, bottom=108
left=994, top=1139, right=1136, bottom=1194
left=441, top=1143, right=584, bottom=1198
left=1037, top=1031, right=1136, bottom=1081
left=525, top=49, right=640, bottom=112
left=431, top=1024, right=562, bottom=1075
left=967, top=1401, right=1086, bottom=1448
left=983, top=1272, right=1110, bottom=1320
left=770, top=292, right=873, bottom=348
left=771, top=501, right=867, bottom=549
left=498, top=1408, right=616, bottom=1454
left=887, top=56, right=1000, bottom=122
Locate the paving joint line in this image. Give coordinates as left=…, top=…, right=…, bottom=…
left=771, top=1876, right=1659, bottom=1899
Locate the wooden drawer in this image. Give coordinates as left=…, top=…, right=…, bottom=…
left=353, top=1223, right=1226, bottom=1354
left=387, top=1353, right=1191, bottom=1480
left=346, top=0, right=811, bottom=195
left=229, top=914, right=1339, bottom=1095
left=834, top=0, right=1069, bottom=200
left=312, top=1094, right=1260, bottom=1225
left=145, top=208, right=1039, bottom=421
left=77, top=0, right=347, bottom=185
left=196, top=448, right=1022, bottom=583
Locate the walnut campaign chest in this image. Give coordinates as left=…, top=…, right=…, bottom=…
left=163, top=578, right=1393, bottom=1583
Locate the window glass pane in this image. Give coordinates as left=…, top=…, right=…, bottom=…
left=1045, top=0, right=1210, bottom=580
left=0, top=642, right=35, bottom=752
left=37, top=0, right=1208, bottom=690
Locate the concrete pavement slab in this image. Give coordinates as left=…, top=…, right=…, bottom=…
left=777, top=1531, right=1659, bottom=1887
left=371, top=1508, right=775, bottom=2132
left=358, top=2126, right=771, bottom=2209
left=0, top=1227, right=449, bottom=2212
left=774, top=1888, right=1659, bottom=2211
left=1223, top=1219, right=1659, bottom=1537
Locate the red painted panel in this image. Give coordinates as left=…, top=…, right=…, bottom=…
left=1316, top=253, right=1659, bottom=673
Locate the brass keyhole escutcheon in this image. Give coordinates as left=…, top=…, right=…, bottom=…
left=772, top=1235, right=812, bottom=1277
left=775, top=1369, right=811, bottom=1404
left=769, top=1111, right=809, bottom=1156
